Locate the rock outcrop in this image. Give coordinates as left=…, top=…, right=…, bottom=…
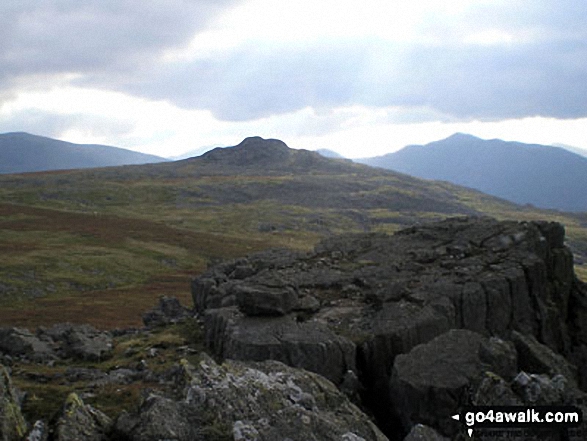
left=191, top=216, right=587, bottom=439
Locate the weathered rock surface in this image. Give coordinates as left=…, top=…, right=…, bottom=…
left=54, top=393, right=112, bottom=441
left=113, top=355, right=388, bottom=441
left=0, top=365, right=27, bottom=441
left=181, top=355, right=388, bottom=441
left=114, top=394, right=202, bottom=441
left=191, top=216, right=587, bottom=439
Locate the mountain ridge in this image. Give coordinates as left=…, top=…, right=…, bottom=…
left=0, top=132, right=167, bottom=174
left=356, top=134, right=587, bottom=212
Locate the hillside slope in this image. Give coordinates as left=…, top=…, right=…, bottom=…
left=0, top=132, right=166, bottom=173
left=356, top=133, right=587, bottom=212
left=0, top=136, right=586, bottom=329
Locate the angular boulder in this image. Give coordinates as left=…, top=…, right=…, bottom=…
left=54, top=393, right=112, bottom=441
left=390, top=329, right=517, bottom=437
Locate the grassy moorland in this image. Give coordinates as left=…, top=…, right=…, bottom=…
left=0, top=138, right=585, bottom=329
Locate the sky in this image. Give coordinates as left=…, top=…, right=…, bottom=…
left=1, top=0, right=587, bottom=158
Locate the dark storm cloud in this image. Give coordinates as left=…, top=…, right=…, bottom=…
left=0, top=0, right=239, bottom=84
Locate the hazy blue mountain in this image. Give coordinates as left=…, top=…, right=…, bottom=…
left=0, top=132, right=167, bottom=174
left=552, top=143, right=587, bottom=158
left=315, top=148, right=345, bottom=159
left=356, top=133, right=587, bottom=212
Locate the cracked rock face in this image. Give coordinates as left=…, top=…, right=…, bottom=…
left=192, top=216, right=587, bottom=439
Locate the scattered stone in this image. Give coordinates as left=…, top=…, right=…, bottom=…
left=0, top=328, right=55, bottom=362
left=142, top=296, right=192, bottom=328
left=38, top=324, right=113, bottom=361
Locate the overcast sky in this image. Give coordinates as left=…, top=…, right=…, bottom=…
left=1, top=0, right=587, bottom=158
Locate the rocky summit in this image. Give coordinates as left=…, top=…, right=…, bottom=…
left=192, top=216, right=587, bottom=440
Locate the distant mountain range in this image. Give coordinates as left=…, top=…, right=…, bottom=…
left=0, top=132, right=167, bottom=174
left=356, top=133, right=587, bottom=212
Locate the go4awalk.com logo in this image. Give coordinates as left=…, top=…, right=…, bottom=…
left=452, top=406, right=583, bottom=437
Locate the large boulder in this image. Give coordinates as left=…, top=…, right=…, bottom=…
left=390, top=329, right=517, bottom=437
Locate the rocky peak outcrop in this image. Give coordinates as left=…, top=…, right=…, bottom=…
left=191, top=216, right=587, bottom=439
left=198, top=136, right=343, bottom=174
left=201, top=137, right=292, bottom=166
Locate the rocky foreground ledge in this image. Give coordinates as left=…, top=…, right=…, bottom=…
left=193, top=216, right=587, bottom=440
left=1, top=217, right=587, bottom=440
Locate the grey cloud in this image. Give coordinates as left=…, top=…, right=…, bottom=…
left=0, top=109, right=135, bottom=139
left=119, top=42, right=369, bottom=121
left=0, top=0, right=239, bottom=82
left=3, top=0, right=587, bottom=125
left=120, top=35, right=587, bottom=122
